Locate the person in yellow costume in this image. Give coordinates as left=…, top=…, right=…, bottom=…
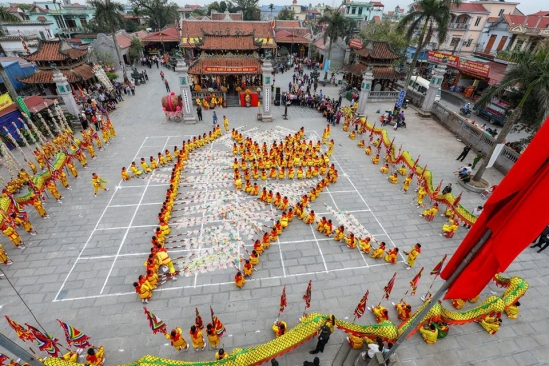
left=505, top=301, right=520, bottom=319
left=365, top=145, right=372, bottom=155
left=189, top=325, right=206, bottom=350
left=11, top=214, right=36, bottom=235
left=358, top=139, right=365, bottom=148
left=158, top=152, right=167, bottom=166
left=133, top=281, right=152, bottom=303
left=61, top=351, right=79, bottom=363
left=442, top=219, right=459, bottom=236
left=451, top=299, right=466, bottom=309
left=370, top=242, right=386, bottom=259
left=130, top=162, right=142, bottom=176
left=359, top=237, right=372, bottom=254
left=380, top=164, right=389, bottom=174
left=140, top=158, right=152, bottom=173
left=347, top=334, right=364, bottom=349
left=369, top=305, right=389, bottom=323
left=166, top=327, right=189, bottom=351
left=215, top=348, right=227, bottom=360
left=421, top=203, right=439, bottom=219
left=388, top=173, right=398, bottom=184
left=58, top=171, right=71, bottom=190
left=401, top=174, right=412, bottom=193
left=223, top=116, right=229, bottom=132
left=333, top=225, right=345, bottom=242
left=25, top=159, right=37, bottom=174
left=0, top=243, right=14, bottom=265
left=304, top=210, right=315, bottom=224
left=403, top=243, right=421, bottom=269
left=384, top=247, right=398, bottom=264
left=86, top=346, right=105, bottom=366
left=206, top=323, right=220, bottom=349
left=419, top=323, right=438, bottom=344
left=415, top=186, right=427, bottom=208
left=272, top=320, right=287, bottom=337
left=156, top=249, right=177, bottom=280
left=67, top=160, right=79, bottom=178
left=478, top=317, right=501, bottom=334
left=46, top=179, right=63, bottom=201
left=397, top=164, right=407, bottom=176
left=393, top=301, right=412, bottom=320
left=345, top=232, right=357, bottom=249
left=234, top=271, right=246, bottom=288
left=372, top=154, right=380, bottom=165
left=349, top=130, right=356, bottom=140
left=91, top=173, right=109, bottom=197
left=121, top=167, right=131, bottom=180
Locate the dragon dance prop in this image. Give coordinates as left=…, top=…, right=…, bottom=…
left=352, top=116, right=478, bottom=226
left=42, top=275, right=528, bottom=366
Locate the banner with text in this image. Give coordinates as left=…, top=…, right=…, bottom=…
left=427, top=51, right=460, bottom=68
left=0, top=93, right=13, bottom=112
left=204, top=66, right=259, bottom=74
left=427, top=51, right=491, bottom=78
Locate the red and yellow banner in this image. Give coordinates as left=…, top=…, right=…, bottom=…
left=0, top=93, right=13, bottom=111
left=427, top=50, right=459, bottom=68
left=204, top=66, right=258, bottom=74
left=427, top=50, right=490, bottom=78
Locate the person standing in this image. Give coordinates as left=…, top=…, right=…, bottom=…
left=530, top=224, right=549, bottom=253
left=442, top=183, right=452, bottom=195
left=212, top=111, right=218, bottom=126
left=472, top=151, right=483, bottom=169
left=164, top=80, right=170, bottom=92
left=91, top=173, right=109, bottom=197
left=160, top=71, right=164, bottom=80
left=456, top=145, right=472, bottom=162
left=196, top=106, right=203, bottom=121
left=309, top=324, right=331, bottom=354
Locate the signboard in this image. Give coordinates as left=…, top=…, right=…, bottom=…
left=427, top=51, right=459, bottom=68
left=0, top=93, right=13, bottom=112
left=350, top=38, right=363, bottom=49
left=203, top=66, right=258, bottom=74
left=324, top=59, right=330, bottom=72
left=460, top=59, right=491, bottom=78
left=396, top=90, right=406, bottom=108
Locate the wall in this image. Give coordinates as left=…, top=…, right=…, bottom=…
left=430, top=102, right=519, bottom=174
left=89, top=33, right=129, bottom=69
left=476, top=21, right=512, bottom=54
left=0, top=41, right=38, bottom=57
left=3, top=23, right=53, bottom=39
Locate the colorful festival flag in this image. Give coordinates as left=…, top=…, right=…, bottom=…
left=430, top=255, right=447, bottom=276
left=57, top=320, right=91, bottom=349
left=279, top=285, right=287, bottom=314
left=353, top=290, right=369, bottom=319
left=143, top=307, right=167, bottom=335
left=303, top=280, right=312, bottom=308
left=195, top=308, right=204, bottom=330
left=210, top=306, right=226, bottom=337
left=410, top=267, right=424, bottom=295
left=383, top=272, right=397, bottom=300
left=5, top=316, right=35, bottom=342
left=25, top=324, right=60, bottom=358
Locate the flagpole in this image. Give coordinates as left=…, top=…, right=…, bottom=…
left=384, top=229, right=492, bottom=361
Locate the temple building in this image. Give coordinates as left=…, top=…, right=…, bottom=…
left=343, top=41, right=403, bottom=90
left=21, top=39, right=94, bottom=95
left=181, top=15, right=276, bottom=96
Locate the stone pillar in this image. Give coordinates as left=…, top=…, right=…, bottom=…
left=357, top=68, right=374, bottom=117
left=52, top=69, right=79, bottom=117
left=175, top=58, right=197, bottom=124
left=421, top=60, right=447, bottom=111
left=262, top=59, right=274, bottom=122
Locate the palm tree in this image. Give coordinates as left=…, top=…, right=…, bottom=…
left=0, top=6, right=24, bottom=101
left=471, top=43, right=549, bottom=183
left=268, top=3, right=275, bottom=19
left=88, top=0, right=128, bottom=81
left=397, top=0, right=461, bottom=91
left=318, top=7, right=351, bottom=79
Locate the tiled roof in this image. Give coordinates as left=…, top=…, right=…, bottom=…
left=276, top=20, right=301, bottom=27
left=21, top=64, right=95, bottom=84
left=451, top=3, right=489, bottom=13
left=114, top=33, right=133, bottom=49
left=275, top=30, right=309, bottom=44
left=505, top=14, right=549, bottom=29
left=343, top=63, right=367, bottom=76
left=24, top=96, right=55, bottom=112
left=183, top=19, right=274, bottom=39
left=355, top=41, right=401, bottom=60
left=23, top=40, right=87, bottom=62
left=528, top=11, right=549, bottom=16
left=188, top=58, right=262, bottom=74
left=313, top=37, right=326, bottom=50
left=372, top=2, right=384, bottom=7
left=200, top=35, right=258, bottom=50
left=372, top=67, right=402, bottom=80
left=142, top=27, right=180, bottom=42
left=487, top=16, right=499, bottom=22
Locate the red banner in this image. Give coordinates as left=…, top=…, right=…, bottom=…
left=204, top=66, right=258, bottom=74
left=350, top=38, right=363, bottom=49
left=427, top=50, right=459, bottom=68
left=460, top=59, right=490, bottom=78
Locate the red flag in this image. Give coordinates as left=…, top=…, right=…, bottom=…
left=353, top=290, right=369, bottom=318
left=195, top=308, right=204, bottom=330
left=452, top=192, right=463, bottom=208
left=0, top=353, right=9, bottom=365
left=5, top=316, right=35, bottom=342
left=210, top=306, right=226, bottom=337
left=409, top=267, right=424, bottom=295
left=143, top=307, right=167, bottom=335
left=383, top=272, right=397, bottom=300
left=303, top=280, right=312, bottom=308
left=435, top=180, right=443, bottom=195
left=430, top=254, right=447, bottom=276
left=279, top=286, right=287, bottom=313
left=57, top=320, right=91, bottom=349
left=411, top=155, right=420, bottom=171
left=441, top=117, right=549, bottom=299
left=25, top=324, right=60, bottom=358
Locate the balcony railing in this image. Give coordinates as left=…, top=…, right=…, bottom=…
left=449, top=23, right=468, bottom=30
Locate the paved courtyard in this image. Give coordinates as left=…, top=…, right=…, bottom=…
left=1, top=65, right=548, bottom=366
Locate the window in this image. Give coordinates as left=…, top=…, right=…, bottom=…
left=80, top=17, right=87, bottom=27
left=515, top=40, right=524, bottom=50
left=351, top=7, right=356, bottom=14
left=358, top=7, right=363, bottom=15
left=45, top=4, right=49, bottom=9
left=474, top=16, right=481, bottom=27
left=498, top=9, right=504, bottom=16
left=466, top=38, right=473, bottom=47
left=450, top=37, right=461, bottom=47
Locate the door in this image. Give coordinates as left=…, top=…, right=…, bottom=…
left=496, top=36, right=508, bottom=51
left=484, top=35, right=497, bottom=53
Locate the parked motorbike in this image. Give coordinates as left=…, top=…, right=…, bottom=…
left=380, top=111, right=393, bottom=126
left=459, top=107, right=472, bottom=117
left=394, top=117, right=407, bottom=130
left=402, top=99, right=409, bottom=109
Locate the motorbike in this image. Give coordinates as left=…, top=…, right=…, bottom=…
left=459, top=107, right=472, bottom=117
left=380, top=111, right=393, bottom=126
left=402, top=99, right=409, bottom=109
left=394, top=116, right=406, bottom=130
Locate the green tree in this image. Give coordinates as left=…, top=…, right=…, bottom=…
left=231, top=0, right=260, bottom=20
left=397, top=0, right=461, bottom=92
left=318, top=7, right=352, bottom=79
left=360, top=19, right=408, bottom=54
left=129, top=0, right=179, bottom=30
left=208, top=1, right=231, bottom=14
left=471, top=43, right=549, bottom=182
left=89, top=0, right=127, bottom=81
left=277, top=6, right=295, bottom=20
left=268, top=3, right=275, bottom=19
left=128, top=38, right=144, bottom=64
